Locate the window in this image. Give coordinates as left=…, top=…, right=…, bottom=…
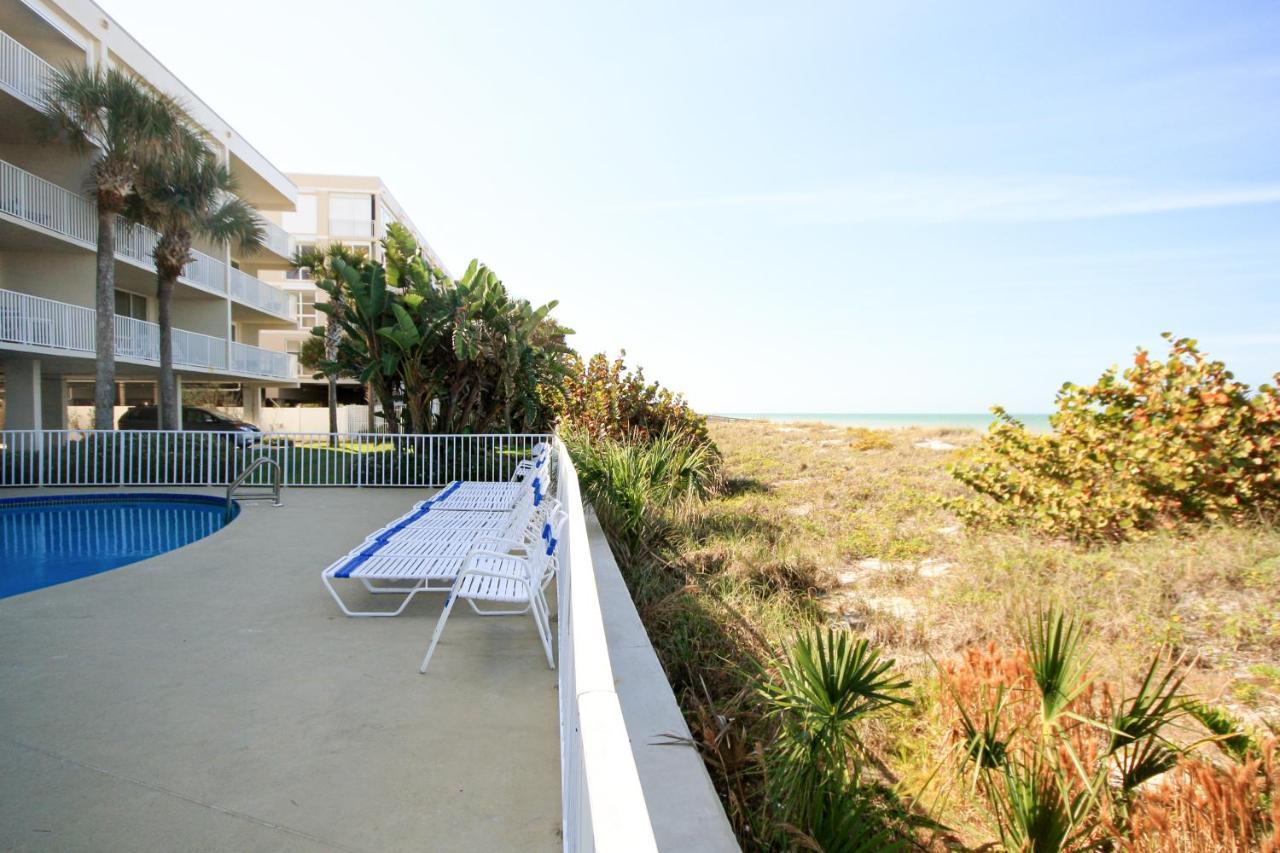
left=380, top=203, right=398, bottom=237
left=114, top=290, right=146, bottom=320
left=285, top=339, right=303, bottom=377
left=286, top=243, right=316, bottom=280
left=290, top=290, right=318, bottom=329
left=282, top=194, right=318, bottom=234
left=329, top=193, right=374, bottom=236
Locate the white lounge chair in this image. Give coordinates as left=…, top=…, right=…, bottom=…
left=419, top=510, right=567, bottom=673
left=321, top=496, right=559, bottom=617
left=429, top=474, right=547, bottom=512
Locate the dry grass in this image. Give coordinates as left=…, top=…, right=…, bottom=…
left=703, top=419, right=1280, bottom=724
left=619, top=419, right=1280, bottom=847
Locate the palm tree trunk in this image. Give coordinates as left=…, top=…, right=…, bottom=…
left=156, top=271, right=179, bottom=430
left=327, top=378, right=339, bottom=443
left=326, top=323, right=339, bottom=444
left=94, top=208, right=117, bottom=431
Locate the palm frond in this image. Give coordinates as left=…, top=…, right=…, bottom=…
left=1024, top=607, right=1093, bottom=726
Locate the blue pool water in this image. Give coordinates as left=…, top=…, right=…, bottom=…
left=0, top=494, right=237, bottom=599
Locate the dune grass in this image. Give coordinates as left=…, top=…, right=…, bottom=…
left=598, top=419, right=1280, bottom=847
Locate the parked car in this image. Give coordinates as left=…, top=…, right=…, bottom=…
left=117, top=406, right=263, bottom=445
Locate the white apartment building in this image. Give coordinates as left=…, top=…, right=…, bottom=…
left=257, top=174, right=446, bottom=405
left=0, top=0, right=299, bottom=429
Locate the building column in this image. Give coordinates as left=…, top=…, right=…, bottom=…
left=4, top=357, right=43, bottom=430
left=242, top=383, right=263, bottom=425
left=40, top=374, right=67, bottom=430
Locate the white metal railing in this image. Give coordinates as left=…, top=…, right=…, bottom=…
left=229, top=340, right=290, bottom=379
left=174, top=327, right=228, bottom=371
left=112, top=220, right=230, bottom=293
left=0, top=159, right=98, bottom=245
left=259, top=218, right=291, bottom=259
left=113, top=314, right=159, bottom=361
left=0, top=158, right=292, bottom=318
left=229, top=266, right=290, bottom=318
left=0, top=430, right=551, bottom=488
left=0, top=29, right=55, bottom=110
left=556, top=441, right=660, bottom=852
left=0, top=288, right=277, bottom=377
left=0, top=287, right=94, bottom=352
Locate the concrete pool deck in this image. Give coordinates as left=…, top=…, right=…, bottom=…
left=0, top=488, right=561, bottom=852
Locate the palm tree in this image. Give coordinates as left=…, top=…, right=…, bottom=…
left=293, top=243, right=365, bottom=438
left=131, top=126, right=264, bottom=429
left=43, top=66, right=181, bottom=430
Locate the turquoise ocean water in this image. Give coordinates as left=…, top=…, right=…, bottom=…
left=715, top=412, right=1053, bottom=433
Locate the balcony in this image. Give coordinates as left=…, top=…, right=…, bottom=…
left=229, top=267, right=288, bottom=318
left=260, top=218, right=292, bottom=260
left=0, top=29, right=54, bottom=112
left=0, top=158, right=292, bottom=322
left=0, top=287, right=289, bottom=380
left=230, top=340, right=290, bottom=380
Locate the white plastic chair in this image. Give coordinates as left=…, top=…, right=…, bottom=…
left=419, top=510, right=567, bottom=673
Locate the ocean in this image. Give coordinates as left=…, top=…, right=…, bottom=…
left=714, top=412, right=1053, bottom=433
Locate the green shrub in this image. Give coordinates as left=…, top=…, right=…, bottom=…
left=950, top=334, right=1280, bottom=541
left=556, top=351, right=710, bottom=444
left=562, top=429, right=721, bottom=556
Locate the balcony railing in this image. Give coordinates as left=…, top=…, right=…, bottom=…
left=112, top=219, right=225, bottom=294
left=0, top=30, right=55, bottom=110
left=230, top=340, right=290, bottom=380
left=0, top=157, right=291, bottom=321
left=0, top=288, right=283, bottom=379
left=229, top=267, right=289, bottom=319
left=0, top=159, right=97, bottom=245
left=260, top=218, right=292, bottom=259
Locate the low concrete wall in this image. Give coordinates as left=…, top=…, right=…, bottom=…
left=585, top=514, right=740, bottom=852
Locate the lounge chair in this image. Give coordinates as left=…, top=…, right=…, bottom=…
left=321, top=494, right=559, bottom=617
left=419, top=509, right=567, bottom=673
left=429, top=474, right=546, bottom=512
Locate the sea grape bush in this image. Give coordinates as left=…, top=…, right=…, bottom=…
left=950, top=334, right=1280, bottom=541
left=555, top=351, right=711, bottom=444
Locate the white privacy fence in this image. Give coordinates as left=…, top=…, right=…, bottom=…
left=0, top=430, right=551, bottom=488
left=0, top=288, right=280, bottom=377
left=555, top=442, right=660, bottom=853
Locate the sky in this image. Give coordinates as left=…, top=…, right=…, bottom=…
left=104, top=0, right=1279, bottom=413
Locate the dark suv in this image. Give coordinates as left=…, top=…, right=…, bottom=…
left=117, top=406, right=263, bottom=445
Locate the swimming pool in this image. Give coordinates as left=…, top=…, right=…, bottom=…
left=0, top=494, right=238, bottom=599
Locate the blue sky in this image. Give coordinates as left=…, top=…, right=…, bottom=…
left=107, top=1, right=1279, bottom=412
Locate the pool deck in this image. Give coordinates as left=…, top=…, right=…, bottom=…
left=0, top=487, right=561, bottom=852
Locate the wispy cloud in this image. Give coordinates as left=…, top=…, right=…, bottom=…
left=613, top=174, right=1280, bottom=223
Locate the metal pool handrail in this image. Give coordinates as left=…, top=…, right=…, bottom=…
left=226, top=457, right=282, bottom=514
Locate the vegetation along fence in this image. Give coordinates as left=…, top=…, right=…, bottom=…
left=0, top=430, right=552, bottom=487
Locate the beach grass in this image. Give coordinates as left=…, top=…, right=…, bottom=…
left=628, top=418, right=1280, bottom=845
